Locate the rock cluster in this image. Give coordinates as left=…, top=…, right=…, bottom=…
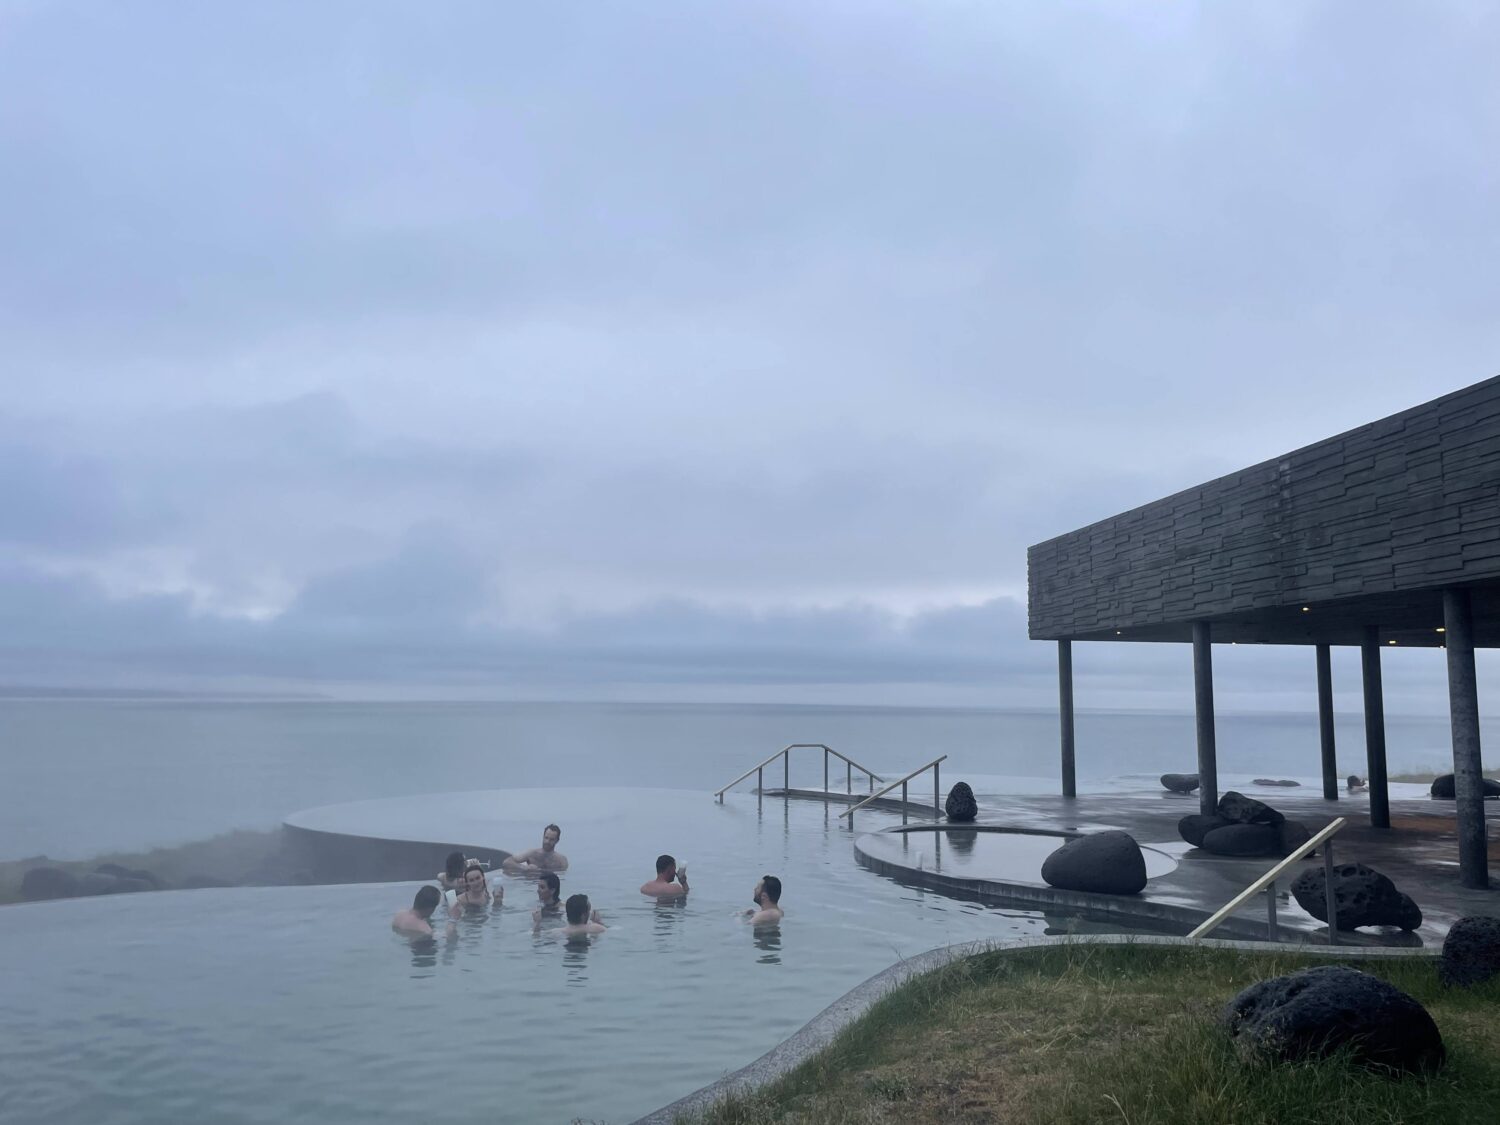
left=1439, top=915, right=1500, bottom=987
left=1040, top=830, right=1148, bottom=895
left=1289, top=862, right=1422, bottom=931
left=944, top=781, right=978, bottom=823
left=1178, top=791, right=1313, bottom=858
left=1160, top=773, right=1199, bottom=794
left=1429, top=773, right=1500, bottom=799
left=1222, top=965, right=1444, bottom=1074
left=1252, top=778, right=1300, bottom=787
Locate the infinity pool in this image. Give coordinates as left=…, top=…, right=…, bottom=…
left=0, top=788, right=1168, bottom=1124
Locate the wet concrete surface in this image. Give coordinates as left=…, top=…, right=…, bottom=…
left=955, top=787, right=1500, bottom=946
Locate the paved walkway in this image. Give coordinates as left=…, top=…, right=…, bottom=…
left=969, top=787, right=1500, bottom=945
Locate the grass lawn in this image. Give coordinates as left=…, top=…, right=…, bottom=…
left=685, top=942, right=1500, bottom=1125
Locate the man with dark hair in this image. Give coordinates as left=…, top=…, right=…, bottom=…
left=532, top=871, right=562, bottom=926
left=437, top=851, right=466, bottom=896
left=392, top=885, right=443, bottom=935
left=744, top=875, right=783, bottom=926
left=561, top=893, right=606, bottom=936
left=503, top=824, right=568, bottom=874
left=640, top=854, right=689, bottom=897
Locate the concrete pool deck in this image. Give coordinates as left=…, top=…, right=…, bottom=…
left=774, top=784, right=1499, bottom=947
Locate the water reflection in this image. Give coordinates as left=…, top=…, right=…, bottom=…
left=652, top=896, right=688, bottom=939
left=947, top=829, right=978, bottom=857
left=752, top=924, right=782, bottom=964
left=562, top=933, right=595, bottom=983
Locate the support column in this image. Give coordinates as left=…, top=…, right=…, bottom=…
left=1361, top=626, right=1390, bottom=829
left=1193, top=621, right=1218, bottom=816
left=1316, top=643, right=1338, bottom=801
left=1058, top=640, right=1076, bottom=799
left=1444, top=588, right=1489, bottom=888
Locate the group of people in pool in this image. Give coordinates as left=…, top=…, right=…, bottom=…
left=390, top=822, right=785, bottom=938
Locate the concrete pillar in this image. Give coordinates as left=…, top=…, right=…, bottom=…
left=1316, top=643, right=1338, bottom=801
left=1361, top=626, right=1390, bottom=829
left=1444, top=588, right=1489, bottom=889
left=1193, top=621, right=1218, bottom=816
left=1058, top=640, right=1076, bottom=799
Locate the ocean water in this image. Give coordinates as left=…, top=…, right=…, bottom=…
left=0, top=790, right=1172, bottom=1125
left=0, top=699, right=1465, bottom=861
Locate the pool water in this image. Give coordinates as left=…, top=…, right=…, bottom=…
left=0, top=789, right=1161, bottom=1124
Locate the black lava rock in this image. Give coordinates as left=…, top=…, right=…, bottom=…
left=1178, top=813, right=1231, bottom=847
left=1277, top=821, right=1313, bottom=857
left=1253, top=778, right=1301, bottom=787
left=1430, top=773, right=1500, bottom=799
left=1439, top=915, right=1500, bottom=987
left=1200, top=823, right=1282, bottom=857
left=1160, top=773, right=1200, bottom=794
left=1217, top=790, right=1285, bottom=827
left=1290, top=862, right=1423, bottom=931
left=1222, top=965, right=1445, bottom=1074
left=20, top=866, right=79, bottom=901
left=944, top=781, right=978, bottom=823
left=1040, top=830, right=1147, bottom=895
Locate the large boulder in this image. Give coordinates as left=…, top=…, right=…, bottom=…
left=944, top=781, right=978, bottom=823
left=1277, top=820, right=1313, bottom=857
left=1439, top=915, right=1500, bottom=987
left=1430, top=773, right=1500, bottom=799
left=1217, top=790, right=1285, bottom=827
left=1041, top=831, right=1147, bottom=895
left=1253, top=778, right=1301, bottom=787
left=1160, top=773, right=1200, bottom=794
left=20, top=866, right=79, bottom=901
left=1289, top=862, right=1422, bottom=931
left=1201, top=824, right=1282, bottom=857
left=1178, top=813, right=1231, bottom=847
left=1222, top=965, right=1444, bottom=1074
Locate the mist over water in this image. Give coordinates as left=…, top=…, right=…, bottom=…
left=0, top=700, right=1466, bottom=861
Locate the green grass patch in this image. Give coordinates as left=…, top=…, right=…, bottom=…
left=685, top=943, right=1500, bottom=1125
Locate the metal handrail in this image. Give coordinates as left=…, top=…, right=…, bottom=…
left=714, top=743, right=884, bottom=803
left=1188, top=816, right=1347, bottom=943
left=839, top=754, right=948, bottom=827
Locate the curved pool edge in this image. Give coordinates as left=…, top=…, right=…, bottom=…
left=630, top=933, right=1441, bottom=1125
left=850, top=826, right=1242, bottom=937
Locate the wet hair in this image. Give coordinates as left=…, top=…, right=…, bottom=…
left=655, top=854, right=675, bottom=875
left=539, top=872, right=561, bottom=900
left=414, top=885, right=441, bottom=913
left=544, top=823, right=561, bottom=839
left=565, top=893, right=591, bottom=925
left=445, top=852, right=466, bottom=880
left=760, top=875, right=782, bottom=904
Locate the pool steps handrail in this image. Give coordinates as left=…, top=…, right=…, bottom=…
left=714, top=744, right=884, bottom=803
left=1187, top=815, right=1347, bottom=944
left=839, top=754, right=948, bottom=827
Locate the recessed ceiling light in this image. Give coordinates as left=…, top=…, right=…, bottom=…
left=1301, top=606, right=1311, bottom=613
left=1388, top=640, right=1397, bottom=645
left=1436, top=627, right=1446, bottom=633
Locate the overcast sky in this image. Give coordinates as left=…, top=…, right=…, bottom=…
left=1, top=2, right=1497, bottom=709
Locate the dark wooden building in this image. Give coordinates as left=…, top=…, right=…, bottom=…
left=1028, top=376, right=1500, bottom=887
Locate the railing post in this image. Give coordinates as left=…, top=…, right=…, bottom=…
left=902, top=781, right=908, bottom=824
left=1266, top=879, right=1279, bottom=942
left=757, top=766, right=763, bottom=793
left=824, top=748, right=829, bottom=795
left=783, top=749, right=789, bottom=791
left=847, top=761, right=852, bottom=794
left=1324, top=837, right=1338, bottom=945
left=934, top=760, right=941, bottom=819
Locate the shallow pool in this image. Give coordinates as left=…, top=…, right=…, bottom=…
left=0, top=789, right=1166, bottom=1124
